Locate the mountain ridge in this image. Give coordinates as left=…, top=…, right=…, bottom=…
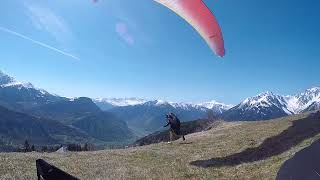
left=222, top=88, right=320, bottom=121
left=0, top=70, right=319, bottom=140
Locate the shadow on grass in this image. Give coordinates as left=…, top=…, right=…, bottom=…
left=190, top=112, right=320, bottom=168
left=179, top=142, right=193, bottom=145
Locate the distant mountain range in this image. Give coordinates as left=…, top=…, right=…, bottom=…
left=0, top=71, right=134, bottom=148
left=94, top=89, right=320, bottom=125
left=93, top=98, right=232, bottom=114
left=109, top=100, right=206, bottom=135
left=0, top=70, right=319, bottom=150
left=222, top=88, right=320, bottom=121
left=94, top=99, right=232, bottom=135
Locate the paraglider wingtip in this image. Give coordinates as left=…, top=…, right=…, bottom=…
left=216, top=52, right=225, bottom=58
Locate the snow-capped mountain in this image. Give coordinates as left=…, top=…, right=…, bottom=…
left=95, top=98, right=148, bottom=107
left=304, top=101, right=320, bottom=112
left=222, top=92, right=291, bottom=121
left=285, top=87, right=320, bottom=113
left=170, top=102, right=207, bottom=111
left=241, top=92, right=292, bottom=113
left=93, top=98, right=148, bottom=111
left=222, top=88, right=320, bottom=121
left=0, top=70, right=54, bottom=95
left=0, top=71, right=64, bottom=111
left=198, top=100, right=233, bottom=114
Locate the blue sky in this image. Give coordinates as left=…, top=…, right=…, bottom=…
left=0, top=0, right=319, bottom=104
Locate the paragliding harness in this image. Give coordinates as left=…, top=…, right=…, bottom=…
left=165, top=114, right=180, bottom=134
left=36, top=159, right=79, bottom=180
left=164, top=113, right=185, bottom=141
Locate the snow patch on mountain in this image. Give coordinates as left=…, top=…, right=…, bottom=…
left=297, top=87, right=320, bottom=112
left=241, top=92, right=278, bottom=107
left=1, top=81, right=34, bottom=89
left=199, top=100, right=233, bottom=109
left=0, top=71, right=52, bottom=96
left=284, top=96, right=300, bottom=113
left=284, top=87, right=320, bottom=113
left=140, top=99, right=231, bottom=113
left=154, top=100, right=169, bottom=106
left=170, top=102, right=207, bottom=111
left=198, top=100, right=233, bottom=114
left=0, top=70, right=15, bottom=85
left=95, top=98, right=148, bottom=107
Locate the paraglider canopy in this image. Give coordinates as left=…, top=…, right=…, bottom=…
left=155, top=0, right=225, bottom=57
left=92, top=0, right=225, bottom=57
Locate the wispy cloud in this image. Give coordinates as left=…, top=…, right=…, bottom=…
left=116, top=22, right=135, bottom=45
left=0, top=26, right=79, bottom=61
left=24, top=3, right=72, bottom=44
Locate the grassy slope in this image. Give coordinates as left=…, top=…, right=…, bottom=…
left=1, top=113, right=320, bottom=180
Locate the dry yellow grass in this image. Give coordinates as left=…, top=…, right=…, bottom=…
left=1, top=113, right=319, bottom=180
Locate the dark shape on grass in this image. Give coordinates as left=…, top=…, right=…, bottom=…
left=276, top=139, right=320, bottom=180
left=179, top=142, right=193, bottom=145
left=36, top=159, right=79, bottom=180
left=190, top=111, right=320, bottom=168
left=135, top=119, right=218, bottom=146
